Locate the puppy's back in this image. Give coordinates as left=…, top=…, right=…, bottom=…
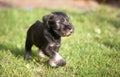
left=27, top=20, right=46, bottom=48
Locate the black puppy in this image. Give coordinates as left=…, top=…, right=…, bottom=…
left=24, top=12, right=74, bottom=67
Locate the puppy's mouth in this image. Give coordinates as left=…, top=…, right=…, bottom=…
left=62, top=29, right=73, bottom=36
left=54, top=29, right=73, bottom=37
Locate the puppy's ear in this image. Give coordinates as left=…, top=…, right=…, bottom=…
left=42, top=14, right=55, bottom=26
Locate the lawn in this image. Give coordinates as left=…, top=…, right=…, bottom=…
left=0, top=6, right=120, bottom=77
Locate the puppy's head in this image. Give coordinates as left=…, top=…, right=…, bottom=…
left=43, top=12, right=74, bottom=37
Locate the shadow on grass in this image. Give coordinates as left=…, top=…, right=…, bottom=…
left=0, top=43, right=50, bottom=66
left=0, top=43, right=25, bottom=57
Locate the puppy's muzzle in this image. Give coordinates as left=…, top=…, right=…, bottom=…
left=63, top=25, right=74, bottom=36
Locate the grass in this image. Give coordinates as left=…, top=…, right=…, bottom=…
left=0, top=6, right=120, bottom=77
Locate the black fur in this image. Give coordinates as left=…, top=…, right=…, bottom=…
left=24, top=12, right=74, bottom=67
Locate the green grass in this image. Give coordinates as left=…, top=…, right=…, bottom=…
left=0, top=6, right=120, bottom=77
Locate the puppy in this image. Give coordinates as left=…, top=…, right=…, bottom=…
left=24, top=12, right=74, bottom=67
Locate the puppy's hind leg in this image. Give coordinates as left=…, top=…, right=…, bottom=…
left=24, top=36, right=33, bottom=60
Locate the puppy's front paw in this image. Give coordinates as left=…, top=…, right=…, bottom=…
left=38, top=50, right=46, bottom=58
left=49, top=52, right=66, bottom=67
left=49, top=59, right=66, bottom=67
left=24, top=52, right=32, bottom=60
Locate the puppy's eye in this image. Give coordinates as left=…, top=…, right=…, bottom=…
left=62, top=19, right=65, bottom=22
left=64, top=18, right=69, bottom=23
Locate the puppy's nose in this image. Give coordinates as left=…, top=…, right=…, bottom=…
left=69, top=27, right=73, bottom=31
left=65, top=25, right=72, bottom=30
left=68, top=26, right=73, bottom=32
